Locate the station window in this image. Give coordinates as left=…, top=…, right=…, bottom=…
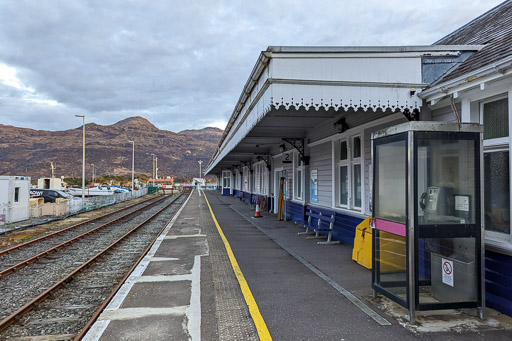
left=14, top=187, right=20, bottom=203
left=293, top=151, right=305, bottom=201
left=254, top=162, right=269, bottom=195
left=481, top=97, right=510, bottom=240
left=234, top=169, right=242, bottom=190
left=335, top=135, right=362, bottom=211
left=243, top=166, right=249, bottom=192
left=222, top=171, right=231, bottom=188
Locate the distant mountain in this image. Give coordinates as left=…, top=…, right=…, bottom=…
left=0, top=116, right=223, bottom=180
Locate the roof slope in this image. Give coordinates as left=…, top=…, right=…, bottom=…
left=434, top=0, right=512, bottom=82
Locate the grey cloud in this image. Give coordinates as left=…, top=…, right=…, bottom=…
left=0, top=0, right=503, bottom=131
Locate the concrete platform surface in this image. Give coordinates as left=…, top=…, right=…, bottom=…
left=83, top=190, right=512, bottom=340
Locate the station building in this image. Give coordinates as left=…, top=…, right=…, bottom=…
left=205, top=1, right=512, bottom=316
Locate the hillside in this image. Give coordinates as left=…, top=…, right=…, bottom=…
left=0, top=116, right=223, bottom=180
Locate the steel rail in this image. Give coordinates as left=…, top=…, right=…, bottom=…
left=0, top=195, right=169, bottom=279
left=0, top=192, right=187, bottom=335
left=0, top=194, right=165, bottom=257
left=75, top=191, right=188, bottom=340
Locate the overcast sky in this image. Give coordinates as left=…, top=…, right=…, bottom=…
left=0, top=0, right=504, bottom=132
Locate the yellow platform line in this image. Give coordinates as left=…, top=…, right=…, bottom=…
left=202, top=191, right=272, bottom=341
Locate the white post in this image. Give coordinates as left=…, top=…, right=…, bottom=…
left=129, top=141, right=134, bottom=196
left=75, top=114, right=85, bottom=204
left=155, top=156, right=158, bottom=179
left=150, top=153, right=155, bottom=183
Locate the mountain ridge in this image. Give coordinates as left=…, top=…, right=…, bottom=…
left=0, top=117, right=223, bottom=180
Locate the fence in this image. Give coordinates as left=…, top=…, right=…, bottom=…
left=67, top=187, right=148, bottom=215
left=1, top=188, right=150, bottom=233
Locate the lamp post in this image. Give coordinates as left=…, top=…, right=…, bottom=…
left=155, top=156, right=158, bottom=179
left=129, top=141, right=134, bottom=196
left=198, top=160, right=203, bottom=178
left=150, top=153, right=155, bottom=184
left=91, top=163, right=95, bottom=184
left=75, top=114, right=85, bottom=203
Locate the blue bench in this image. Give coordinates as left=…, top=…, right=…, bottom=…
left=299, top=206, right=340, bottom=245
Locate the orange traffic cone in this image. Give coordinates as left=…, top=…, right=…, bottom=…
left=254, top=200, right=262, bottom=218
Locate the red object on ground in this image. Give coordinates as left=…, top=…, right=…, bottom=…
left=254, top=200, right=262, bottom=218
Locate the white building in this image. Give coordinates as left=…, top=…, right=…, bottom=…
left=206, top=2, right=512, bottom=317
left=37, top=177, right=66, bottom=190
left=0, top=176, right=31, bottom=225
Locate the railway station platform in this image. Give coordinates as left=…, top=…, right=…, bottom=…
left=83, top=190, right=512, bottom=341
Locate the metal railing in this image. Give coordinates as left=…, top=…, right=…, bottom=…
left=68, top=187, right=149, bottom=214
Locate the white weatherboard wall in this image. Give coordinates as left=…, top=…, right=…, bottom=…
left=309, top=143, right=333, bottom=207
left=0, top=176, right=30, bottom=224
left=270, top=54, right=422, bottom=84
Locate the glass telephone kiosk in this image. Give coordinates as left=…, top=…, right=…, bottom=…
left=371, top=122, right=484, bottom=323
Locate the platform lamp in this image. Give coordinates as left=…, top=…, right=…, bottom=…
left=129, top=140, right=134, bottom=196
left=75, top=114, right=85, bottom=204
left=198, top=160, right=203, bottom=178
left=150, top=153, right=156, bottom=184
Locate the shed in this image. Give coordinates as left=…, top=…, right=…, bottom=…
left=37, top=177, right=65, bottom=190
left=0, top=176, right=31, bottom=225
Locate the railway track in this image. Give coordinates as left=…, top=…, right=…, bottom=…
left=0, top=194, right=168, bottom=278
left=0, top=191, right=189, bottom=340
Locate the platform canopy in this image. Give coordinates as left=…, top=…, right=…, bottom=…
left=205, top=45, right=483, bottom=175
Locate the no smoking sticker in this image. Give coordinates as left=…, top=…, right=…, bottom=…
left=442, top=258, right=454, bottom=287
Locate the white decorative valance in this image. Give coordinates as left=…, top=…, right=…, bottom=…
left=269, top=82, right=421, bottom=113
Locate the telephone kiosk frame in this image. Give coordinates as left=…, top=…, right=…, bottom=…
left=371, top=122, right=484, bottom=323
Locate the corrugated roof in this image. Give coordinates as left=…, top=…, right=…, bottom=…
left=433, top=0, right=512, bottom=82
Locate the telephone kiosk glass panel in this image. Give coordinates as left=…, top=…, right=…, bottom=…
left=418, top=138, right=476, bottom=225
left=371, top=122, right=483, bottom=321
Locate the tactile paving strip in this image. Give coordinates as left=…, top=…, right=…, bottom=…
left=200, top=192, right=259, bottom=340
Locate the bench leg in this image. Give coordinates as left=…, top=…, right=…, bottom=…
left=317, top=230, right=340, bottom=245
left=306, top=230, right=327, bottom=239
left=298, top=226, right=314, bottom=235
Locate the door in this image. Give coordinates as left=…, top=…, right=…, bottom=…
left=10, top=180, right=29, bottom=222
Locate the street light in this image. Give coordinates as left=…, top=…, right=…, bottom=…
left=198, top=160, right=203, bottom=178
left=155, top=156, right=158, bottom=179
left=91, top=163, right=95, bottom=184
left=150, top=153, right=155, bottom=184
left=129, top=141, right=134, bottom=196
left=75, top=114, right=85, bottom=203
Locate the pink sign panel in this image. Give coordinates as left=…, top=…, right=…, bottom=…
left=374, top=218, right=406, bottom=237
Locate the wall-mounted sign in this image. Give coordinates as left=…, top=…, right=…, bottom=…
left=442, top=258, right=454, bottom=287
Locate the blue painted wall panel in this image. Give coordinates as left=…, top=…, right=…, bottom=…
left=333, top=214, right=362, bottom=245
left=485, top=250, right=512, bottom=316
left=285, top=201, right=305, bottom=225
left=222, top=188, right=230, bottom=196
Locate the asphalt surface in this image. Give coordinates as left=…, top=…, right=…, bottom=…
left=206, top=192, right=512, bottom=341
left=84, top=190, right=512, bottom=340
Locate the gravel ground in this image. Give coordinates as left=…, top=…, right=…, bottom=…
left=0, top=194, right=161, bottom=249
left=0, top=195, right=166, bottom=274
left=0, top=194, right=185, bottom=328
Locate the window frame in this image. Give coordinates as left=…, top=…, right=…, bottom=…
left=253, top=161, right=269, bottom=195
left=222, top=170, right=231, bottom=189
left=293, top=151, right=305, bottom=201
left=334, top=133, right=364, bottom=212
left=480, top=95, right=511, bottom=243
left=14, top=187, right=20, bottom=203
left=242, top=166, right=249, bottom=192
